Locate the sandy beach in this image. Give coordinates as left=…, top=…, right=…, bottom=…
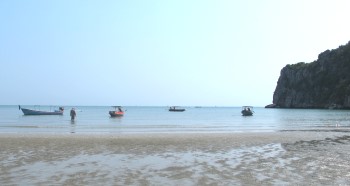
left=1, top=131, right=350, bottom=185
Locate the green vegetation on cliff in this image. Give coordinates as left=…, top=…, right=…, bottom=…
left=286, top=62, right=310, bottom=70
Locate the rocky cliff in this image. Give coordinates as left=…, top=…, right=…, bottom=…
left=269, top=41, right=350, bottom=109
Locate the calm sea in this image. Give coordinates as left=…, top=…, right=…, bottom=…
left=0, top=105, right=350, bottom=134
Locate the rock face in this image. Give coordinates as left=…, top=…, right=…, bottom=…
left=270, top=41, right=350, bottom=109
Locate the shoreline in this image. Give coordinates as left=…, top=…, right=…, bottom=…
left=0, top=130, right=348, bottom=150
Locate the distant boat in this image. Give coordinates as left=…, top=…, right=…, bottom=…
left=109, top=106, right=124, bottom=117
left=169, top=106, right=186, bottom=112
left=19, top=105, right=64, bottom=115
left=241, top=106, right=254, bottom=116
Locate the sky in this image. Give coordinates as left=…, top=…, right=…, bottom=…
left=1, top=0, right=350, bottom=106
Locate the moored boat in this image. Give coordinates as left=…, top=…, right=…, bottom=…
left=169, top=106, right=186, bottom=112
left=20, top=106, right=64, bottom=115
left=241, top=106, right=254, bottom=116
left=109, top=106, right=124, bottom=117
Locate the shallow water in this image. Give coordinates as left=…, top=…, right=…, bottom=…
left=1, top=105, right=350, bottom=134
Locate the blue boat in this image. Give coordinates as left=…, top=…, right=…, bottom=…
left=19, top=106, right=64, bottom=115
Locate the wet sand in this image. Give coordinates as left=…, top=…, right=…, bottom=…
left=1, top=131, right=350, bottom=185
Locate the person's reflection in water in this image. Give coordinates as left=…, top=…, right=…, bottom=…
left=70, top=120, right=76, bottom=133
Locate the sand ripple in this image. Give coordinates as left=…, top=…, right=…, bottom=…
left=1, top=132, right=350, bottom=185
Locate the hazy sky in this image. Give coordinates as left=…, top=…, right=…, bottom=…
left=1, top=0, right=350, bottom=106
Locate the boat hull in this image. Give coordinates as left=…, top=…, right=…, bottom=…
left=21, top=108, right=63, bottom=115
left=109, top=111, right=124, bottom=117
left=169, top=109, right=186, bottom=112
left=241, top=110, right=253, bottom=116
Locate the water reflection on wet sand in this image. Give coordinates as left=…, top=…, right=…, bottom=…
left=1, top=132, right=350, bottom=185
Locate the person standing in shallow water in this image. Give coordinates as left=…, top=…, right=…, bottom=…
left=70, top=108, right=76, bottom=121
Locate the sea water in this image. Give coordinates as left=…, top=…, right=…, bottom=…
left=0, top=105, right=350, bottom=134
left=2, top=105, right=350, bottom=185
